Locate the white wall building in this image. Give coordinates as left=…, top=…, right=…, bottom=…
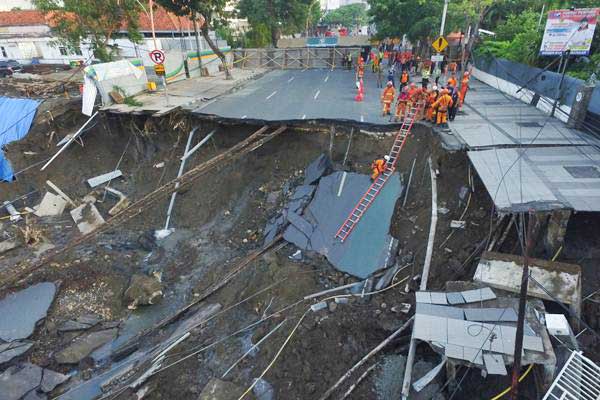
left=0, top=0, right=34, bottom=11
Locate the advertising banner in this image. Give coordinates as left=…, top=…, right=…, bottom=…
left=540, top=8, right=599, bottom=56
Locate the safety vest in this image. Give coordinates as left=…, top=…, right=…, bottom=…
left=372, top=159, right=386, bottom=173
left=447, top=77, right=457, bottom=87
left=401, top=72, right=408, bottom=84
left=382, top=87, right=395, bottom=103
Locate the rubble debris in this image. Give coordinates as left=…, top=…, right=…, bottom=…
left=375, top=264, right=403, bottom=291
left=263, top=184, right=315, bottom=246
left=483, top=353, right=507, bottom=376
left=199, top=378, right=245, bottom=400
left=545, top=314, right=571, bottom=336
left=252, top=378, right=274, bottom=400
left=54, top=328, right=118, bottom=364
left=45, top=180, right=76, bottom=207
left=0, top=363, right=69, bottom=400
left=3, top=201, right=22, bottom=221
left=375, top=354, right=406, bottom=400
left=33, top=192, right=67, bottom=217
left=412, top=358, right=446, bottom=392
left=58, top=314, right=102, bottom=333
left=450, top=220, right=466, bottom=229
left=0, top=240, right=20, bottom=255
left=304, top=153, right=332, bottom=185
left=0, top=340, right=33, bottom=364
left=104, top=187, right=130, bottom=216
left=123, top=274, right=163, bottom=310
left=310, top=302, right=327, bottom=312
left=463, top=307, right=518, bottom=322
left=87, top=170, right=123, bottom=188
left=70, top=202, right=106, bottom=234
left=0, top=282, right=56, bottom=342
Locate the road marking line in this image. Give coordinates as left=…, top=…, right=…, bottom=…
left=314, top=90, right=320, bottom=100
left=266, top=91, right=277, bottom=100
left=288, top=76, right=295, bottom=83
left=302, top=68, right=308, bottom=72
left=324, top=76, right=329, bottom=83
left=241, top=115, right=247, bottom=119
left=360, top=115, right=364, bottom=122
left=302, top=114, right=306, bottom=120
left=337, top=172, right=347, bottom=197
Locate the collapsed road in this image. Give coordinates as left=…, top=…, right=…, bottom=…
left=1, top=57, right=599, bottom=400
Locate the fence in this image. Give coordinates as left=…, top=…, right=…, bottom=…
left=232, top=47, right=364, bottom=70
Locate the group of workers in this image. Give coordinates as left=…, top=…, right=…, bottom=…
left=380, top=69, right=470, bottom=126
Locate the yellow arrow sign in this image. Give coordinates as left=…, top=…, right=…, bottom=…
left=431, top=36, right=449, bottom=53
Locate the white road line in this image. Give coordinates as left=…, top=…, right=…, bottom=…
left=360, top=115, right=364, bottom=122
left=324, top=76, right=329, bottom=83
left=302, top=114, right=306, bottom=120
left=337, top=172, right=347, bottom=197
left=265, top=90, right=277, bottom=100
left=288, top=76, right=295, bottom=83
left=302, top=68, right=308, bottom=72
left=241, top=115, right=247, bottom=119
left=314, top=90, right=320, bottom=100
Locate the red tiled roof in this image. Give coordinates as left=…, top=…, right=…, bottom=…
left=0, top=7, right=195, bottom=32
left=0, top=10, right=48, bottom=27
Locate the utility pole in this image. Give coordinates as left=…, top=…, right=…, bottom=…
left=510, top=210, right=537, bottom=399
left=440, top=0, right=450, bottom=37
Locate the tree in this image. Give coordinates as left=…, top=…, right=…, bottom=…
left=237, top=0, right=315, bottom=47
left=368, top=0, right=444, bottom=42
left=156, top=0, right=233, bottom=79
left=322, top=3, right=367, bottom=29
left=33, top=0, right=143, bottom=62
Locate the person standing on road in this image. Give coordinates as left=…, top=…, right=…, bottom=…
left=400, top=70, right=409, bottom=90
left=394, top=86, right=409, bottom=122
left=459, top=71, right=470, bottom=108
left=432, top=88, right=453, bottom=126
left=375, top=57, right=383, bottom=88
left=387, top=68, right=396, bottom=88
left=381, top=81, right=396, bottom=116
left=447, top=72, right=457, bottom=88
left=421, top=65, right=430, bottom=89
left=448, top=85, right=460, bottom=121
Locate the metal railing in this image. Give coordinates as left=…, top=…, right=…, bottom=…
left=232, top=47, right=364, bottom=70
left=543, top=351, right=600, bottom=400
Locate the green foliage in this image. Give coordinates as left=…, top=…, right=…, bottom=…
left=367, top=0, right=443, bottom=41
left=33, top=0, right=143, bottom=62
left=244, top=23, right=272, bottom=48
left=237, top=0, right=315, bottom=46
left=322, top=3, right=367, bottom=28
left=112, top=85, right=143, bottom=107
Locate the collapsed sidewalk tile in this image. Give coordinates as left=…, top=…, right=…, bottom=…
left=0, top=363, right=42, bottom=400
left=40, top=367, right=70, bottom=392
left=70, top=203, right=105, bottom=234
left=58, top=314, right=102, bottom=333
left=34, top=192, right=67, bottom=217
left=0, top=340, right=33, bottom=364
left=54, top=328, right=118, bottom=364
left=87, top=170, right=123, bottom=188
left=0, top=282, right=56, bottom=342
left=304, top=153, right=332, bottom=185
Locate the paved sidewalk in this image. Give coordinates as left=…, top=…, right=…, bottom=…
left=102, top=68, right=267, bottom=117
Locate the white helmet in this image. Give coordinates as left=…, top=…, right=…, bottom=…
left=384, top=155, right=391, bottom=161
left=432, top=86, right=438, bottom=91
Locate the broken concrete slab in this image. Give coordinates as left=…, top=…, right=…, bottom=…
left=34, top=192, right=67, bottom=217
left=483, top=353, right=507, bottom=375
left=0, top=282, right=56, bottom=342
left=70, top=202, right=105, bottom=234
left=199, top=378, right=245, bottom=400
left=123, top=274, right=163, bottom=310
left=304, top=153, right=332, bottom=185
left=58, top=314, right=102, bottom=333
left=0, top=340, right=33, bottom=364
left=463, top=307, right=518, bottom=322
left=0, top=240, right=20, bottom=255
left=54, top=328, right=118, bottom=364
left=0, top=363, right=42, bottom=400
left=39, top=368, right=69, bottom=392
left=3, top=201, right=22, bottom=222
left=87, top=170, right=123, bottom=188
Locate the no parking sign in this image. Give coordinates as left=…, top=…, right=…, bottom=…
left=149, top=49, right=166, bottom=64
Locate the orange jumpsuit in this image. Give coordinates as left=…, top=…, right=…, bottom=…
left=426, top=91, right=439, bottom=122
left=406, top=86, right=418, bottom=110
left=459, top=77, right=469, bottom=108
left=371, top=159, right=386, bottom=180
left=395, top=92, right=409, bottom=121
left=447, top=76, right=457, bottom=88
left=432, top=93, right=453, bottom=124
left=381, top=86, right=396, bottom=115
left=358, top=64, right=365, bottom=79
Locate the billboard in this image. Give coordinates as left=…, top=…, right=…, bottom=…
left=540, top=8, right=599, bottom=56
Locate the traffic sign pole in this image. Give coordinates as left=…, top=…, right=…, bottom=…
left=150, top=49, right=169, bottom=106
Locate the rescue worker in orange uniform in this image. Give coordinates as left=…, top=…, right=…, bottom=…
left=426, top=86, right=439, bottom=122
left=381, top=81, right=396, bottom=116
left=406, top=82, right=418, bottom=110
left=394, top=86, right=409, bottom=122
left=447, top=73, right=457, bottom=88
left=459, top=71, right=470, bottom=108
left=371, top=155, right=390, bottom=181
left=400, top=70, right=409, bottom=90
left=432, top=88, right=453, bottom=125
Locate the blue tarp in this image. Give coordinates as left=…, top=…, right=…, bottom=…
left=0, top=97, right=40, bottom=181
